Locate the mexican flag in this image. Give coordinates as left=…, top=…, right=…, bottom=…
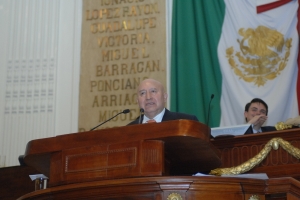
left=171, top=0, right=299, bottom=128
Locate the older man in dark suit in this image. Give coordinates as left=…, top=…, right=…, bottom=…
left=128, top=78, right=198, bottom=125
left=244, top=98, right=276, bottom=134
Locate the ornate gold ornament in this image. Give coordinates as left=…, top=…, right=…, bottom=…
left=275, top=122, right=293, bottom=130
left=210, top=137, right=300, bottom=176
left=249, top=195, right=261, bottom=200
left=167, top=193, right=183, bottom=200
left=226, top=26, right=292, bottom=86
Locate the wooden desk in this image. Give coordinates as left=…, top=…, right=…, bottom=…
left=17, top=123, right=300, bottom=199
left=17, top=176, right=300, bottom=200
left=211, top=128, right=300, bottom=180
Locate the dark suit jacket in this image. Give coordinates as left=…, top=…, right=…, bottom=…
left=127, top=108, right=198, bottom=125
left=244, top=125, right=277, bottom=134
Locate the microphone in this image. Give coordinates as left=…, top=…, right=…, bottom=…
left=138, top=108, right=144, bottom=124
left=90, top=109, right=130, bottom=131
left=206, top=94, right=214, bottom=126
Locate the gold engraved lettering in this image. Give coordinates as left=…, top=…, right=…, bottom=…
left=102, top=50, right=110, bottom=61
left=131, top=34, right=137, bottom=44
left=98, top=108, right=138, bottom=122
left=121, top=64, right=128, bottom=74
left=96, top=61, right=160, bottom=76
left=102, top=47, right=151, bottom=61
left=124, top=93, right=131, bottom=105
left=114, top=8, right=120, bottom=18
left=99, top=110, right=107, bottom=122
left=128, top=6, right=138, bottom=16
left=111, top=95, right=117, bottom=106
left=93, top=94, right=138, bottom=108
left=86, top=8, right=121, bottom=20
left=91, top=18, right=156, bottom=33
left=92, top=95, right=99, bottom=107
left=99, top=9, right=107, bottom=19
left=86, top=10, right=97, bottom=21
left=90, top=81, right=97, bottom=92
left=98, top=33, right=150, bottom=48
left=143, top=4, right=151, bottom=15
left=101, top=0, right=144, bottom=6
left=80, top=0, right=164, bottom=129
left=119, top=0, right=127, bottom=5
left=123, top=3, right=159, bottom=17
left=149, top=17, right=156, bottom=28
left=90, top=78, right=146, bottom=91
left=123, top=20, right=135, bottom=30
left=123, top=7, right=129, bottom=17
left=132, top=48, right=139, bottom=59
left=101, top=95, right=108, bottom=106
left=90, top=23, right=98, bottom=34
left=96, top=65, right=102, bottom=76
left=106, top=8, right=113, bottom=19
left=113, top=79, right=120, bottom=90
left=112, top=64, right=119, bottom=75
left=137, top=62, right=144, bottom=73
left=142, top=47, right=149, bottom=58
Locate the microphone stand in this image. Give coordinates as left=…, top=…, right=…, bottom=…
left=138, top=108, right=144, bottom=124
left=206, top=94, right=214, bottom=125
left=90, top=109, right=130, bottom=131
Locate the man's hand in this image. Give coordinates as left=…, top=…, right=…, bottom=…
left=247, top=115, right=268, bottom=131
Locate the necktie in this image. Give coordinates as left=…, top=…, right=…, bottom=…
left=146, top=119, right=156, bottom=123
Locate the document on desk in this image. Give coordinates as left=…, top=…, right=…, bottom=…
left=193, top=173, right=268, bottom=180
left=211, top=124, right=250, bottom=138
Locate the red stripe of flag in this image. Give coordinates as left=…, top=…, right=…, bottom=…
left=257, top=0, right=292, bottom=13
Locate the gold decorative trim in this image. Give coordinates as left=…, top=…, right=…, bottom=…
left=167, top=193, right=183, bottom=200
left=210, top=137, right=300, bottom=176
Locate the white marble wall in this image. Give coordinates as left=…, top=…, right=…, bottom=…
left=0, top=0, right=82, bottom=167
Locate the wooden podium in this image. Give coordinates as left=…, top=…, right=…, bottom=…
left=16, top=121, right=300, bottom=200
left=22, top=120, right=221, bottom=187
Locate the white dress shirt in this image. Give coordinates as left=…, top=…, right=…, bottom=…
left=142, top=108, right=165, bottom=123
left=251, top=124, right=262, bottom=133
